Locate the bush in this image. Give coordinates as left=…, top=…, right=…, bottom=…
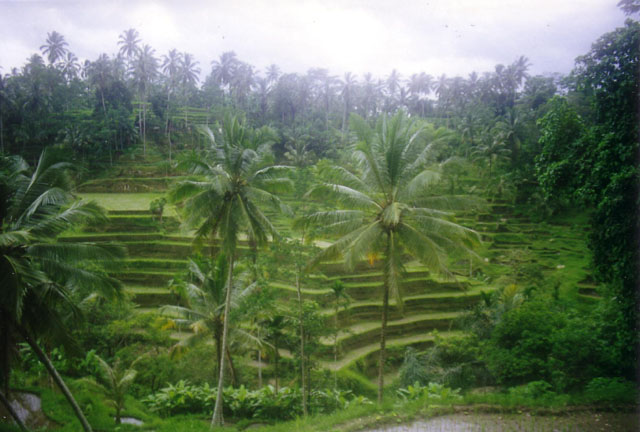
left=396, top=382, right=462, bottom=403
left=143, top=380, right=213, bottom=416
left=583, top=377, right=637, bottom=404
left=143, top=382, right=370, bottom=420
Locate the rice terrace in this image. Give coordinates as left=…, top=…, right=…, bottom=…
left=0, top=1, right=638, bottom=431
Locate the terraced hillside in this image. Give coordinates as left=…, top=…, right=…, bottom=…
left=66, top=159, right=599, bottom=377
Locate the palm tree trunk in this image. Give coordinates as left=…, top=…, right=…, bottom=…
left=214, top=330, right=221, bottom=382
left=226, top=348, right=237, bottom=387
left=334, top=305, right=338, bottom=390
left=257, top=349, right=262, bottom=388
left=0, top=389, right=29, bottom=432
left=211, top=254, right=234, bottom=427
left=295, top=272, right=308, bottom=417
left=274, top=337, right=279, bottom=394
left=18, top=328, right=93, bottom=432
left=378, top=279, right=389, bottom=405
left=166, top=90, right=172, bottom=164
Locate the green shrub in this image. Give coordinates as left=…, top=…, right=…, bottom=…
left=396, top=382, right=462, bottom=403
left=508, top=380, right=556, bottom=400
left=143, top=380, right=213, bottom=416
left=583, top=377, right=637, bottom=404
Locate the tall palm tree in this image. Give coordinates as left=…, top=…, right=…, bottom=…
left=472, top=129, right=511, bottom=178
left=87, top=54, right=112, bottom=115
left=0, top=150, right=123, bottom=432
left=117, top=28, right=141, bottom=64
left=40, top=31, right=68, bottom=65
left=265, top=64, right=281, bottom=84
left=132, top=45, right=158, bottom=154
left=179, top=52, right=200, bottom=127
left=211, top=51, right=238, bottom=105
left=340, top=72, right=357, bottom=137
left=60, top=52, right=80, bottom=81
left=360, top=72, right=380, bottom=119
left=169, top=115, right=291, bottom=426
left=162, top=49, right=182, bottom=161
left=303, top=112, right=480, bottom=403
left=385, top=69, right=401, bottom=113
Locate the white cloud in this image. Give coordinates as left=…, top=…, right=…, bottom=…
left=0, top=0, right=628, bottom=80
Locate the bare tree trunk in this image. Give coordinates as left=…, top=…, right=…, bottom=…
left=0, top=389, right=29, bottom=432
left=295, top=272, right=308, bottom=416
left=18, top=328, right=93, bottom=432
left=211, top=254, right=234, bottom=427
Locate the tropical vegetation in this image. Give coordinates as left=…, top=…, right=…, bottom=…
left=0, top=5, right=637, bottom=431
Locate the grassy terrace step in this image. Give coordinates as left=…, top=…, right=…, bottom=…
left=108, top=209, right=152, bottom=215
left=112, top=270, right=175, bottom=286
left=83, top=215, right=180, bottom=233
left=323, top=311, right=462, bottom=355
left=60, top=233, right=166, bottom=242
left=269, top=277, right=472, bottom=306
left=325, top=287, right=491, bottom=324
left=124, top=241, right=249, bottom=258
left=341, top=278, right=472, bottom=301
left=78, top=177, right=188, bottom=193
left=315, top=269, right=431, bottom=284
left=125, top=286, right=179, bottom=307
left=322, top=330, right=463, bottom=371
left=123, top=258, right=188, bottom=271
left=78, top=193, right=173, bottom=212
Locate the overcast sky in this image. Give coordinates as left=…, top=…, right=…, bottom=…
left=0, top=0, right=628, bottom=81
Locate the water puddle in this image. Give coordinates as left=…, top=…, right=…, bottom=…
left=366, top=412, right=639, bottom=432
left=119, top=416, right=144, bottom=425
left=1, top=391, right=57, bottom=430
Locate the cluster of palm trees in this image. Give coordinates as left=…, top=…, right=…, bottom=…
left=1, top=28, right=545, bottom=165
left=164, top=111, right=481, bottom=426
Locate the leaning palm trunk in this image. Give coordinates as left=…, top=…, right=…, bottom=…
left=19, top=328, right=93, bottom=432
left=0, top=389, right=29, bottom=432
left=211, top=254, right=234, bottom=427
left=377, top=269, right=390, bottom=404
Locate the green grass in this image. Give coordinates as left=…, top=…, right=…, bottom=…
left=78, top=192, right=177, bottom=215
left=324, top=331, right=463, bottom=371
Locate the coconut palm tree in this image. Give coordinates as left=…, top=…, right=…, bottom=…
left=265, top=64, right=281, bottom=84
left=472, top=130, right=511, bottom=179
left=60, top=52, right=80, bottom=81
left=91, top=356, right=137, bottom=425
left=178, top=52, right=200, bottom=127
left=303, top=112, right=481, bottom=404
left=340, top=72, right=357, bottom=135
left=40, top=31, right=68, bottom=65
left=169, top=115, right=291, bottom=426
left=162, top=255, right=256, bottom=381
left=0, top=149, right=123, bottom=432
left=117, top=28, right=141, bottom=63
left=211, top=51, right=238, bottom=105
left=132, top=45, right=158, bottom=154
left=162, top=49, right=182, bottom=161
